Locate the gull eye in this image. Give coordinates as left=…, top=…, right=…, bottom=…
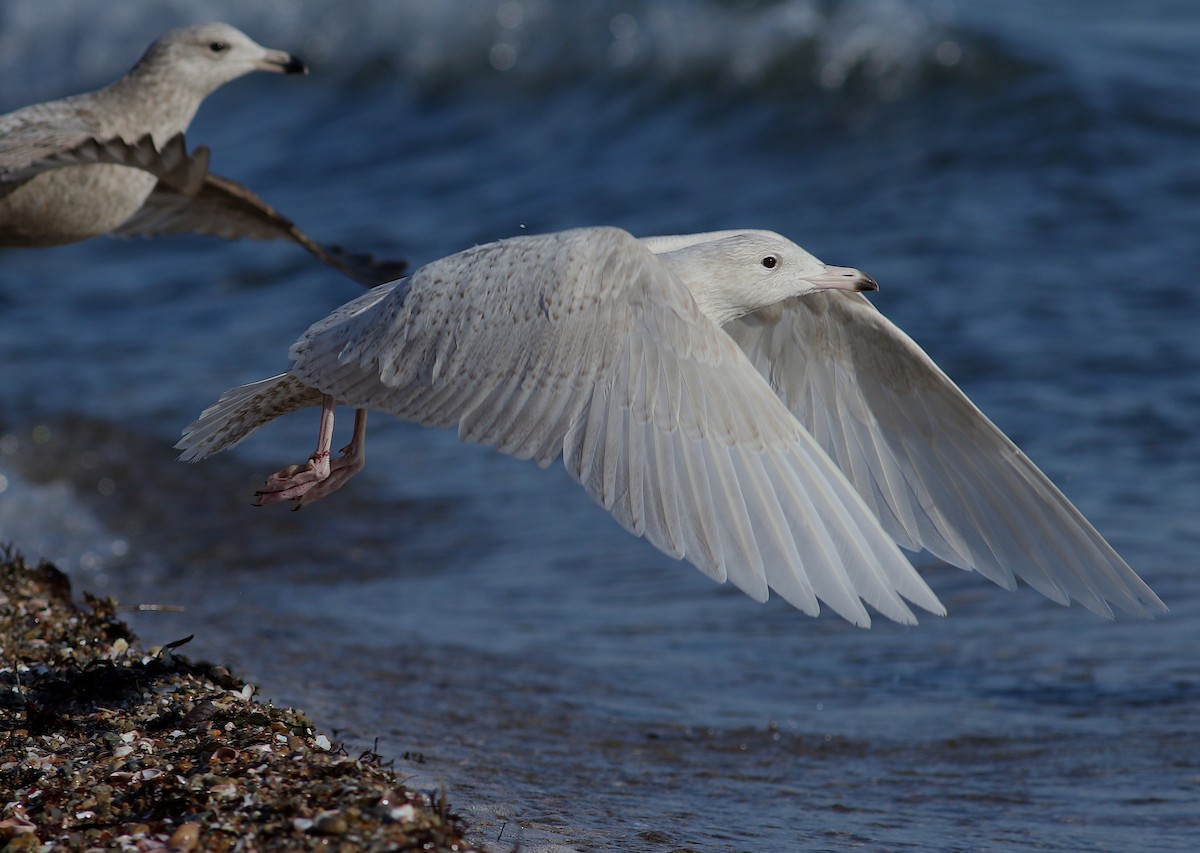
left=209, top=41, right=230, bottom=53
left=761, top=255, right=778, bottom=269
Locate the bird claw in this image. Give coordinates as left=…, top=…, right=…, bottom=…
left=254, top=451, right=329, bottom=507
left=253, top=447, right=363, bottom=509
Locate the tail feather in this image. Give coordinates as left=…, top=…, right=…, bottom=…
left=177, top=373, right=322, bottom=461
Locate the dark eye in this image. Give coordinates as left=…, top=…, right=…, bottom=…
left=209, top=41, right=229, bottom=53
left=761, top=255, right=778, bottom=269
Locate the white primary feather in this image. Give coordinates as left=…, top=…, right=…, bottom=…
left=724, top=291, right=1166, bottom=619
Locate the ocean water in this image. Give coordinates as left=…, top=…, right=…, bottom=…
left=2, top=1, right=1198, bottom=850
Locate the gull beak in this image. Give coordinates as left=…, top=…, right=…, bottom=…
left=257, top=49, right=308, bottom=75
left=810, top=264, right=878, bottom=293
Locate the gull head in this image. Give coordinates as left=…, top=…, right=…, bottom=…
left=645, top=230, right=878, bottom=326
left=133, top=23, right=307, bottom=98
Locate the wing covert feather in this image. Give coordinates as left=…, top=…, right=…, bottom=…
left=0, top=108, right=97, bottom=174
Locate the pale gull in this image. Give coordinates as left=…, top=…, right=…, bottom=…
left=0, top=23, right=405, bottom=285
left=177, top=226, right=1166, bottom=627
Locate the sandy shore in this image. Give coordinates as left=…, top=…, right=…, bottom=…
left=0, top=550, right=482, bottom=851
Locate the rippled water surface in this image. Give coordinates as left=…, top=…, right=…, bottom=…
left=2, top=1, right=1198, bottom=850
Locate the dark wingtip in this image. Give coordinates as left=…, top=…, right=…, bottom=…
left=283, top=55, right=308, bottom=75
left=325, top=244, right=409, bottom=286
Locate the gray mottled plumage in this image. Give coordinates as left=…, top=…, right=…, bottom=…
left=0, top=23, right=405, bottom=284
left=179, top=226, right=1166, bottom=627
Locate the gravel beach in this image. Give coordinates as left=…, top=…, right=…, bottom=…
left=0, top=551, right=482, bottom=852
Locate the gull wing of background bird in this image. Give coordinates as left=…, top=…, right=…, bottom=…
left=724, top=291, right=1166, bottom=619
left=288, top=227, right=946, bottom=627
left=113, top=170, right=408, bottom=285
left=2, top=130, right=406, bottom=284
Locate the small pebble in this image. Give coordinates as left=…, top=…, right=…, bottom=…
left=311, top=810, right=348, bottom=836
left=167, top=821, right=200, bottom=852
left=390, top=803, right=417, bottom=822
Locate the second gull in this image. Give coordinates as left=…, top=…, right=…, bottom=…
left=0, top=23, right=405, bottom=285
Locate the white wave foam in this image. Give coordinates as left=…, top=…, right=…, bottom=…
left=0, top=0, right=965, bottom=103
left=0, top=460, right=129, bottom=577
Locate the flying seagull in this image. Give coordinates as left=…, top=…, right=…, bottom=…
left=0, top=23, right=405, bottom=285
left=178, top=226, right=1165, bottom=627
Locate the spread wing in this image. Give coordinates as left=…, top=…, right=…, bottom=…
left=288, top=226, right=945, bottom=626
left=725, top=291, right=1166, bottom=618
left=115, top=172, right=407, bottom=285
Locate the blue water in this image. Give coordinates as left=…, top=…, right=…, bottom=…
left=2, top=1, right=1198, bottom=850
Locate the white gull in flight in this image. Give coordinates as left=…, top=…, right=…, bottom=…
left=0, top=23, right=405, bottom=285
left=178, top=226, right=1165, bottom=627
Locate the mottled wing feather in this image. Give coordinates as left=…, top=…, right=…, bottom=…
left=0, top=107, right=94, bottom=167
left=725, top=291, right=1166, bottom=618
left=0, top=109, right=98, bottom=197
left=288, top=226, right=945, bottom=625
left=177, top=373, right=324, bottom=461
left=66, top=133, right=208, bottom=195
left=1, top=129, right=208, bottom=197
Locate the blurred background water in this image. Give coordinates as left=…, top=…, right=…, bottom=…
left=1, top=1, right=1198, bottom=850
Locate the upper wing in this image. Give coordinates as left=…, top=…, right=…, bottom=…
left=0, top=107, right=97, bottom=198
left=1, top=130, right=207, bottom=199
left=289, top=226, right=945, bottom=626
left=115, top=172, right=407, bottom=285
left=0, top=104, right=95, bottom=171
left=725, top=291, right=1166, bottom=618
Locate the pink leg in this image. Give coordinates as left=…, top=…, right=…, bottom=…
left=254, top=396, right=366, bottom=508
left=290, top=408, right=368, bottom=509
